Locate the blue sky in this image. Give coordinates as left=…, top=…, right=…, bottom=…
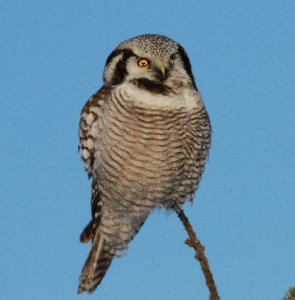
left=1, top=1, right=295, bottom=299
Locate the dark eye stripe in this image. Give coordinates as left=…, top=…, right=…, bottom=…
left=177, top=45, right=198, bottom=91
left=170, top=53, right=176, bottom=60
left=104, top=48, right=135, bottom=85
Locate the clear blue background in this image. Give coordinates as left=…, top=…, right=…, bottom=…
left=1, top=1, right=294, bottom=299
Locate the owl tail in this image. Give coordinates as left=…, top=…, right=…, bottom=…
left=78, top=230, right=113, bottom=294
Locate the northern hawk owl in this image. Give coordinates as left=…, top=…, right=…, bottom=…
left=78, top=34, right=211, bottom=293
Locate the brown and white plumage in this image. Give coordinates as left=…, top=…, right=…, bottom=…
left=77, top=34, right=211, bottom=293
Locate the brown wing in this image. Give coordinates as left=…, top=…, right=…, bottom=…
left=79, top=87, right=109, bottom=177
left=80, top=182, right=102, bottom=243
left=79, top=87, right=109, bottom=243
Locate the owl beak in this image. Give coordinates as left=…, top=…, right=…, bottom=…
left=159, top=64, right=166, bottom=78
left=152, top=62, right=166, bottom=79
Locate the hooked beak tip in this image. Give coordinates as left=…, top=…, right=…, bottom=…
left=160, top=64, right=166, bottom=77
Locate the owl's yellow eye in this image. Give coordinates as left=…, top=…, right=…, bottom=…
left=137, top=58, right=150, bottom=67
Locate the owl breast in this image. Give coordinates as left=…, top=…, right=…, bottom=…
left=91, top=84, right=210, bottom=211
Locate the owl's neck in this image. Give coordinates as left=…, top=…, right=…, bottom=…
left=113, top=82, right=202, bottom=110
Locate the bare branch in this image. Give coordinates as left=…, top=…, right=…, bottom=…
left=176, top=209, right=220, bottom=300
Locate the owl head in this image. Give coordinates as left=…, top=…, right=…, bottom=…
left=102, top=34, right=197, bottom=92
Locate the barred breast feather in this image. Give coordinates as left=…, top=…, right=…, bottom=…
left=80, top=81, right=210, bottom=244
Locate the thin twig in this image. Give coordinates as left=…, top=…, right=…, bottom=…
left=283, top=287, right=295, bottom=300
left=176, top=209, right=220, bottom=300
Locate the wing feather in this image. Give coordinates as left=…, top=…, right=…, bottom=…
left=79, top=87, right=109, bottom=177
left=79, top=88, right=108, bottom=241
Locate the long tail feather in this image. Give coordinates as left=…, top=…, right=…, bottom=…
left=78, top=231, right=113, bottom=293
